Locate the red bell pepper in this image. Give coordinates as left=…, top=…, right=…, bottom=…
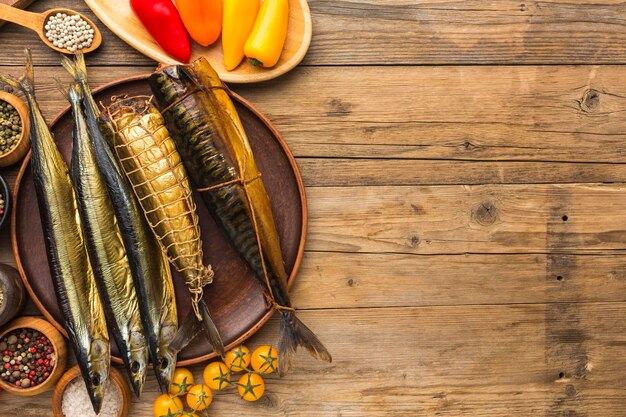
left=130, top=0, right=191, bottom=63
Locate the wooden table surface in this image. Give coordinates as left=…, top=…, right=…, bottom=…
left=2, top=0, right=626, bottom=415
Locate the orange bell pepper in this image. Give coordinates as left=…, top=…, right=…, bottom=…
left=244, top=0, right=289, bottom=68
left=177, top=0, right=222, bottom=47
left=222, top=0, right=259, bottom=71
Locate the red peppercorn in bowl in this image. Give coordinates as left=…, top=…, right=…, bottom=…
left=0, top=317, right=67, bottom=396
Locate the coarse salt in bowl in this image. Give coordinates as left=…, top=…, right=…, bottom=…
left=62, top=377, right=120, bottom=417
left=52, top=365, right=131, bottom=417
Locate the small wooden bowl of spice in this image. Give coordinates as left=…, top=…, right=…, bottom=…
left=0, top=90, right=30, bottom=168
left=52, top=365, right=131, bottom=417
left=0, top=317, right=67, bottom=396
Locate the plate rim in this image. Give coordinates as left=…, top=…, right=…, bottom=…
left=11, top=73, right=308, bottom=366
left=84, top=0, right=313, bottom=84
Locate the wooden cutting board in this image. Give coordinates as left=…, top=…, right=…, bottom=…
left=0, top=0, right=37, bottom=27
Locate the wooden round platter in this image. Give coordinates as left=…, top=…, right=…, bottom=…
left=84, top=0, right=312, bottom=83
left=11, top=74, right=307, bottom=365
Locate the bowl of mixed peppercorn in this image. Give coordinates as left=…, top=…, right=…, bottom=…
left=0, top=90, right=30, bottom=168
left=0, top=317, right=67, bottom=396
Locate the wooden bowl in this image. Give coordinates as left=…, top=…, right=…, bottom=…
left=52, top=366, right=131, bottom=417
left=0, top=173, right=9, bottom=231
left=84, top=0, right=312, bottom=83
left=0, top=317, right=67, bottom=396
left=0, top=91, right=30, bottom=168
left=12, top=75, right=307, bottom=365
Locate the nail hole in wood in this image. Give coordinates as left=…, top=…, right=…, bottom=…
left=557, top=275, right=563, bottom=281
left=559, top=372, right=565, bottom=379
left=562, top=215, right=568, bottom=222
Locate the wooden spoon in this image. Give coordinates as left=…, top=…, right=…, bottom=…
left=0, top=5, right=102, bottom=54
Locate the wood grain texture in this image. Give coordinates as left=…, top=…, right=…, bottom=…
left=4, top=305, right=626, bottom=416
left=3, top=0, right=626, bottom=415
left=5, top=65, right=626, bottom=164
left=7, top=0, right=626, bottom=65
left=306, top=184, right=626, bottom=254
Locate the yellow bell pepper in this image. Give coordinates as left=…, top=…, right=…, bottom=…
left=244, top=0, right=289, bottom=68
left=177, top=0, right=222, bottom=47
left=222, top=0, right=259, bottom=71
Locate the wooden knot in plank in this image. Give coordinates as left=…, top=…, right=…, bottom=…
left=580, top=89, right=600, bottom=113
left=473, top=201, right=498, bottom=225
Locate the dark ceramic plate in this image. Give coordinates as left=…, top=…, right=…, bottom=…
left=11, top=75, right=306, bottom=365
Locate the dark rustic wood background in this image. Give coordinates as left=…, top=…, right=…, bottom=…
left=3, top=0, right=626, bottom=415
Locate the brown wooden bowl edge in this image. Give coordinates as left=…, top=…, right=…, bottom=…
left=0, top=90, right=31, bottom=168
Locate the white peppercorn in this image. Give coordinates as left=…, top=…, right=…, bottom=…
left=44, top=14, right=95, bottom=52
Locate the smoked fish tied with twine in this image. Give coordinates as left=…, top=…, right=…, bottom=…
left=100, top=96, right=224, bottom=356
left=149, top=58, right=331, bottom=375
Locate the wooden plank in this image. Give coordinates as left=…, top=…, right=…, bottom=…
left=293, top=252, right=626, bottom=307
left=4, top=65, right=626, bottom=164
left=234, top=65, right=626, bottom=162
left=6, top=156, right=626, bottom=188
left=298, top=159, right=626, bottom=187
left=6, top=248, right=626, bottom=309
left=5, top=183, right=626, bottom=258
left=304, top=0, right=626, bottom=65
left=305, top=184, right=626, bottom=254
left=4, top=305, right=626, bottom=416
left=5, top=0, right=626, bottom=66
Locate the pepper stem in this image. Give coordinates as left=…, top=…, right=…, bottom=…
left=250, top=58, right=263, bottom=67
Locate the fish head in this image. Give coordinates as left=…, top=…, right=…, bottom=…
left=127, top=330, right=149, bottom=397
left=155, top=323, right=178, bottom=393
left=148, top=64, right=196, bottom=103
left=85, top=338, right=111, bottom=414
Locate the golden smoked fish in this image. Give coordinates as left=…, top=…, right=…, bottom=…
left=63, top=81, right=148, bottom=397
left=150, top=58, right=331, bottom=375
left=61, top=55, right=178, bottom=394
left=1, top=50, right=110, bottom=413
left=100, top=96, right=224, bottom=357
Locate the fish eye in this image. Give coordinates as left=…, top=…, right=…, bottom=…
left=131, top=361, right=140, bottom=373
left=91, top=374, right=101, bottom=386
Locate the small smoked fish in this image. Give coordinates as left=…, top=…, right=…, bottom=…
left=149, top=58, right=331, bottom=375
left=100, top=96, right=224, bottom=357
left=1, top=50, right=110, bottom=413
left=62, top=81, right=148, bottom=397
left=61, top=54, right=178, bottom=394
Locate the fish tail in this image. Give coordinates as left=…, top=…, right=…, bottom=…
left=198, top=299, right=225, bottom=357
left=278, top=310, right=332, bottom=376
left=56, top=80, right=82, bottom=104
left=170, top=299, right=224, bottom=357
left=0, top=49, right=35, bottom=96
left=61, top=53, right=88, bottom=84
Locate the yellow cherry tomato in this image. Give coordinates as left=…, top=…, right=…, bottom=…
left=251, top=345, right=278, bottom=374
left=224, top=345, right=251, bottom=372
left=153, top=394, right=183, bottom=417
left=237, top=372, right=265, bottom=401
left=186, top=384, right=213, bottom=411
left=169, top=367, right=195, bottom=395
left=203, top=361, right=231, bottom=390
